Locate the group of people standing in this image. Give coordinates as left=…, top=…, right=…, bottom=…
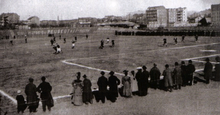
left=70, top=57, right=220, bottom=106
left=16, top=77, right=53, bottom=113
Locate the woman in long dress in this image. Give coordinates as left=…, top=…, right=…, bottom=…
left=131, top=70, right=138, bottom=95
left=71, top=72, right=83, bottom=106
left=122, top=70, right=132, bottom=97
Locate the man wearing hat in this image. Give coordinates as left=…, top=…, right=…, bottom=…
left=214, top=56, right=220, bottom=81
left=37, top=76, right=53, bottom=112
left=142, top=66, right=149, bottom=96
left=97, top=71, right=108, bottom=103
left=25, top=78, right=38, bottom=113
left=150, top=63, right=161, bottom=89
left=204, top=58, right=213, bottom=84
left=187, top=60, right=195, bottom=85
left=135, top=67, right=144, bottom=96
left=162, top=64, right=173, bottom=92
left=108, top=71, right=120, bottom=102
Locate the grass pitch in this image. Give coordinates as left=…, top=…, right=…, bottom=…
left=0, top=32, right=220, bottom=115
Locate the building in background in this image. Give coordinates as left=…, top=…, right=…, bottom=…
left=146, top=6, right=167, bottom=28
left=27, top=16, right=40, bottom=26
left=77, top=17, right=97, bottom=27
left=167, top=7, right=187, bottom=27
left=211, top=4, right=220, bottom=26
left=0, top=13, right=20, bottom=27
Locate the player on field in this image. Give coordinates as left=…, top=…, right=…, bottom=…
left=72, top=40, right=75, bottom=49
left=163, top=38, right=167, bottom=47
left=174, top=37, right=177, bottom=45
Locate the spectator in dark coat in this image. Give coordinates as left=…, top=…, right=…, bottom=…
left=82, top=74, right=93, bottom=104
left=204, top=58, right=213, bottom=84
left=181, top=61, right=187, bottom=86
left=173, top=62, right=182, bottom=89
left=97, top=71, right=108, bottom=103
left=16, top=90, right=27, bottom=113
left=108, top=71, right=120, bottom=102
left=37, top=76, right=53, bottom=112
left=150, top=63, right=161, bottom=89
left=25, top=78, right=39, bottom=113
left=136, top=67, right=145, bottom=96
left=214, top=56, right=220, bottom=81
left=187, top=60, right=195, bottom=85
left=142, top=66, right=149, bottom=96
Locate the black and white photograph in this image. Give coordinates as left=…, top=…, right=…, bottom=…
left=0, top=0, right=220, bottom=114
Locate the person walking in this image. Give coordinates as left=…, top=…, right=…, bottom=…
left=187, top=60, right=195, bottom=85
left=121, top=70, right=132, bottom=97
left=37, top=76, right=53, bottom=112
left=82, top=74, right=93, bottom=104
left=97, top=71, right=108, bottom=103
left=71, top=72, right=83, bottom=106
left=162, top=64, right=173, bottom=92
left=25, top=78, right=39, bottom=113
left=204, top=58, right=213, bottom=84
left=173, top=62, right=182, bottom=89
left=150, top=63, right=161, bottom=89
left=108, top=71, right=120, bottom=102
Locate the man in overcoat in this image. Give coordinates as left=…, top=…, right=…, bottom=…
left=108, top=71, right=120, bottom=102
left=204, top=58, right=213, bottom=84
left=25, top=78, right=38, bottom=113
left=150, top=63, right=161, bottom=89
left=37, top=76, right=53, bottom=112
left=97, top=71, right=108, bottom=103
left=187, top=60, right=195, bottom=85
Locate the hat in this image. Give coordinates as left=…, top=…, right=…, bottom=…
left=100, top=71, right=105, bottom=75
left=83, top=74, right=87, bottom=78
left=136, top=67, right=142, bottom=70
left=17, top=90, right=21, bottom=94
left=205, top=58, right=210, bottom=62
left=142, top=66, right=147, bottom=70
left=153, top=63, right=157, bottom=67
left=109, top=71, right=114, bottom=75
left=123, top=70, right=128, bottom=73
left=175, top=62, right=179, bottom=66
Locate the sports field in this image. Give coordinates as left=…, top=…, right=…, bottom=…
left=0, top=30, right=220, bottom=115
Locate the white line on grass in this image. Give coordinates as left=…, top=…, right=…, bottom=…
left=0, top=89, right=17, bottom=104
left=62, top=59, right=124, bottom=76
left=182, top=54, right=220, bottom=61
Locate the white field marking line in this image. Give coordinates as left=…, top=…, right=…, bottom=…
left=62, top=59, right=124, bottom=76
left=181, top=54, right=220, bottom=61
left=191, top=60, right=220, bottom=64
left=0, top=89, right=17, bottom=104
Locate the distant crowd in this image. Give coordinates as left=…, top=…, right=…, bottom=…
left=16, top=56, right=220, bottom=113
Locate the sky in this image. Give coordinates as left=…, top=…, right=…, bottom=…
left=0, top=0, right=219, bottom=20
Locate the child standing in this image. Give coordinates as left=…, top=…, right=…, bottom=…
left=16, top=90, right=27, bottom=113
